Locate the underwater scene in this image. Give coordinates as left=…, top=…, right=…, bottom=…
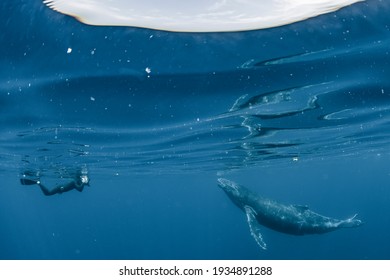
left=1, top=0, right=390, bottom=259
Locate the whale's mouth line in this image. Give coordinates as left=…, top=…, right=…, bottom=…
left=217, top=178, right=229, bottom=188
left=217, top=178, right=241, bottom=196
left=217, top=178, right=234, bottom=189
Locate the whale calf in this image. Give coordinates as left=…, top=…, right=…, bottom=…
left=218, top=178, right=363, bottom=250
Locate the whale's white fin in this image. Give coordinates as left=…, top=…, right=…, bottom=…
left=244, top=206, right=267, bottom=250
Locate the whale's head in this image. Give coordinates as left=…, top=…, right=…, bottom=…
left=218, top=178, right=258, bottom=210
left=217, top=178, right=242, bottom=197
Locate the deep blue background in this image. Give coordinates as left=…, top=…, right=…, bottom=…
left=1, top=155, right=389, bottom=259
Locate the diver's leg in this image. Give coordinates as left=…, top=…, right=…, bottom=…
left=38, top=183, right=57, bottom=196
left=20, top=178, right=39, bottom=185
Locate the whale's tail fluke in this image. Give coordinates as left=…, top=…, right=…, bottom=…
left=338, top=214, right=364, bottom=228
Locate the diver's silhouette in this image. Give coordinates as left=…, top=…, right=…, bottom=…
left=20, top=170, right=90, bottom=196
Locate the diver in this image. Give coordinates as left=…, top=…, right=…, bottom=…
left=20, top=169, right=90, bottom=196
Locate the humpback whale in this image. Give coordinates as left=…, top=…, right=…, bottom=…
left=218, top=178, right=363, bottom=250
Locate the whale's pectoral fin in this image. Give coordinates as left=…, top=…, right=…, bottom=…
left=244, top=206, right=267, bottom=250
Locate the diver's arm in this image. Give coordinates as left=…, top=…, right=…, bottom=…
left=74, top=184, right=85, bottom=192
left=38, top=181, right=77, bottom=195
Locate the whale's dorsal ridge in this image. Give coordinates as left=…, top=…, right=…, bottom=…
left=293, top=205, right=310, bottom=212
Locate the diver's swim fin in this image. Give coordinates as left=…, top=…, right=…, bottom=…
left=20, top=178, right=39, bottom=185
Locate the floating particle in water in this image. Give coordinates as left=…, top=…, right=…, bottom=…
left=145, top=67, right=151, bottom=78
left=67, top=47, right=72, bottom=54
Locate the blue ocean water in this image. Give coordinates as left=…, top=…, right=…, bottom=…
left=1, top=0, right=390, bottom=259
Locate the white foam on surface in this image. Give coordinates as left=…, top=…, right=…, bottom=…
left=43, top=0, right=364, bottom=32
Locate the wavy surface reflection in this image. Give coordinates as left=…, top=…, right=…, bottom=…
left=1, top=0, right=389, bottom=178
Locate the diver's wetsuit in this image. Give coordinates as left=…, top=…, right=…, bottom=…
left=38, top=179, right=87, bottom=196
left=20, top=172, right=89, bottom=196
